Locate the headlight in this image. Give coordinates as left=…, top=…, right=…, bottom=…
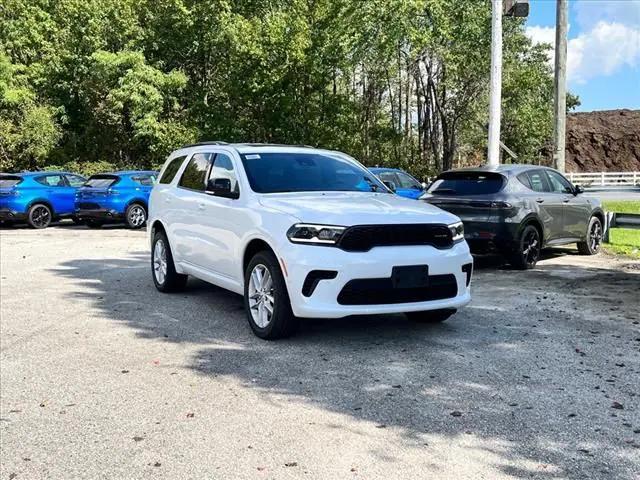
left=287, top=224, right=346, bottom=245
left=448, top=221, right=464, bottom=243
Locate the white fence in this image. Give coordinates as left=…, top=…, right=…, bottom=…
left=567, top=171, right=640, bottom=188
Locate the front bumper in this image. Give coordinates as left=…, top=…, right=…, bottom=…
left=281, top=241, right=473, bottom=318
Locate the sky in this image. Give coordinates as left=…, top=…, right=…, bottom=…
left=524, top=0, right=640, bottom=112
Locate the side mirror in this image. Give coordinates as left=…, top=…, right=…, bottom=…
left=206, top=178, right=239, bottom=199
left=574, top=185, right=584, bottom=195
left=382, top=180, right=397, bottom=192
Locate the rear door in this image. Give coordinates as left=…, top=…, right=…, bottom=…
left=76, top=175, right=119, bottom=208
left=525, top=169, right=564, bottom=242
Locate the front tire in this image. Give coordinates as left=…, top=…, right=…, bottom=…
left=406, top=309, right=456, bottom=323
left=126, top=203, right=147, bottom=229
left=244, top=251, right=299, bottom=339
left=152, top=230, right=188, bottom=292
left=27, top=204, right=52, bottom=229
left=577, top=216, right=602, bottom=255
left=509, top=225, right=541, bottom=270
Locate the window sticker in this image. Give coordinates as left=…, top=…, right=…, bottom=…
left=245, top=154, right=261, bottom=160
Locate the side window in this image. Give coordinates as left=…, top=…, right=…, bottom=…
left=131, top=175, right=155, bottom=186
left=546, top=170, right=573, bottom=194
left=516, top=173, right=531, bottom=189
left=378, top=172, right=399, bottom=187
left=65, top=174, right=86, bottom=187
left=178, top=153, right=212, bottom=191
left=159, top=155, right=187, bottom=184
left=36, top=175, right=66, bottom=187
left=397, top=172, right=421, bottom=189
left=208, top=153, right=239, bottom=194
left=525, top=170, right=550, bottom=193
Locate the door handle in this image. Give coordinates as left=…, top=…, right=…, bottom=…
left=563, top=198, right=570, bottom=203
left=536, top=199, right=544, bottom=204
left=198, top=203, right=205, bottom=210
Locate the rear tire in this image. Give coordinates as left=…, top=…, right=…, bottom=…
left=406, top=309, right=456, bottom=323
left=126, top=203, right=147, bottom=229
left=27, top=204, right=52, bottom=229
left=577, top=216, right=602, bottom=255
left=244, top=250, right=299, bottom=339
left=151, top=230, right=188, bottom=292
left=509, top=225, right=541, bottom=270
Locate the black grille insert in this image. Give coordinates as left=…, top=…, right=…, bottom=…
left=337, top=274, right=458, bottom=305
left=337, top=224, right=453, bottom=252
left=302, top=270, right=338, bottom=297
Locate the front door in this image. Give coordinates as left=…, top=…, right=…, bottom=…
left=198, top=151, right=245, bottom=283
left=546, top=170, right=591, bottom=239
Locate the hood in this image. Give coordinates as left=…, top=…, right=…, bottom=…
left=258, top=192, right=460, bottom=226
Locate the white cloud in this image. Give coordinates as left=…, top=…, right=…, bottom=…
left=574, top=0, right=640, bottom=31
left=525, top=21, right=640, bottom=84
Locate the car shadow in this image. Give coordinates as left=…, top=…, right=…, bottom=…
left=49, top=251, right=640, bottom=478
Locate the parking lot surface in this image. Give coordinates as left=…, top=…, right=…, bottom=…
left=1, top=225, right=639, bottom=479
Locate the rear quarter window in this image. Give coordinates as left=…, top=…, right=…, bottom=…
left=131, top=174, right=156, bottom=186
left=0, top=175, right=23, bottom=188
left=427, top=172, right=505, bottom=195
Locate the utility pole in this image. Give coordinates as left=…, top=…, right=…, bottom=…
left=487, top=0, right=503, bottom=167
left=553, top=0, right=568, bottom=173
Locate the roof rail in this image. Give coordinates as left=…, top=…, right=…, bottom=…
left=182, top=141, right=229, bottom=148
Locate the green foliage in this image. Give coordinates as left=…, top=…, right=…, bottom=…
left=0, top=0, right=566, bottom=176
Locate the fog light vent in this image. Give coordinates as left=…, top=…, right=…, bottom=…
left=302, top=270, right=338, bottom=297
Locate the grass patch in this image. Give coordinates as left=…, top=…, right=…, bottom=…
left=602, top=201, right=640, bottom=258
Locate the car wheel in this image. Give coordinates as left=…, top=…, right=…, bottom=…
left=244, top=250, right=299, bottom=339
left=577, top=216, right=603, bottom=255
left=27, top=204, right=52, bottom=229
left=509, top=225, right=541, bottom=270
left=152, top=230, right=188, bottom=292
left=406, top=309, right=456, bottom=323
left=126, top=203, right=147, bottom=229
left=85, top=219, right=103, bottom=229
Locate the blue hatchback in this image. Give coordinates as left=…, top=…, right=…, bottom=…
left=75, top=170, right=158, bottom=229
left=369, top=167, right=426, bottom=199
left=0, top=171, right=87, bottom=228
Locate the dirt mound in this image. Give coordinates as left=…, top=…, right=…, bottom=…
left=566, top=109, right=640, bottom=172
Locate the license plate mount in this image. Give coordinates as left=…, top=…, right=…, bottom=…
left=392, top=265, right=429, bottom=289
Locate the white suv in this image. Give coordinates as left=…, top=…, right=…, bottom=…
left=149, top=143, right=473, bottom=339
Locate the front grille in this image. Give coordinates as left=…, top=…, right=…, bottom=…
left=337, top=274, right=458, bottom=305
left=337, top=224, right=453, bottom=252
left=78, top=202, right=102, bottom=210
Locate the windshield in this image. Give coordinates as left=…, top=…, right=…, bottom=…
left=0, top=175, right=23, bottom=188
left=427, top=172, right=505, bottom=196
left=84, top=175, right=119, bottom=188
left=240, top=152, right=389, bottom=194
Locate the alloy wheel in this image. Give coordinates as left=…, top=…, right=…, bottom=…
left=31, top=206, right=51, bottom=228
left=129, top=205, right=146, bottom=227
left=248, top=264, right=274, bottom=328
left=589, top=221, right=602, bottom=252
left=522, top=229, right=540, bottom=266
left=153, top=239, right=168, bottom=285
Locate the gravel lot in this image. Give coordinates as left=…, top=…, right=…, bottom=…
left=1, top=225, right=639, bottom=479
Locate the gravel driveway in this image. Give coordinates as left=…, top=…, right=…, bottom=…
left=1, top=225, right=639, bottom=479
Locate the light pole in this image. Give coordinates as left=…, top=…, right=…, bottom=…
left=553, top=0, right=568, bottom=173
left=487, top=0, right=529, bottom=167
left=487, top=0, right=503, bottom=167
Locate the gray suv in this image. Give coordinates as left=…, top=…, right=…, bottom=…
left=421, top=165, right=605, bottom=269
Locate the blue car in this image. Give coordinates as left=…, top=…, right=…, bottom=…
left=369, top=167, right=426, bottom=199
left=75, top=170, right=158, bottom=229
left=0, top=171, right=87, bottom=228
